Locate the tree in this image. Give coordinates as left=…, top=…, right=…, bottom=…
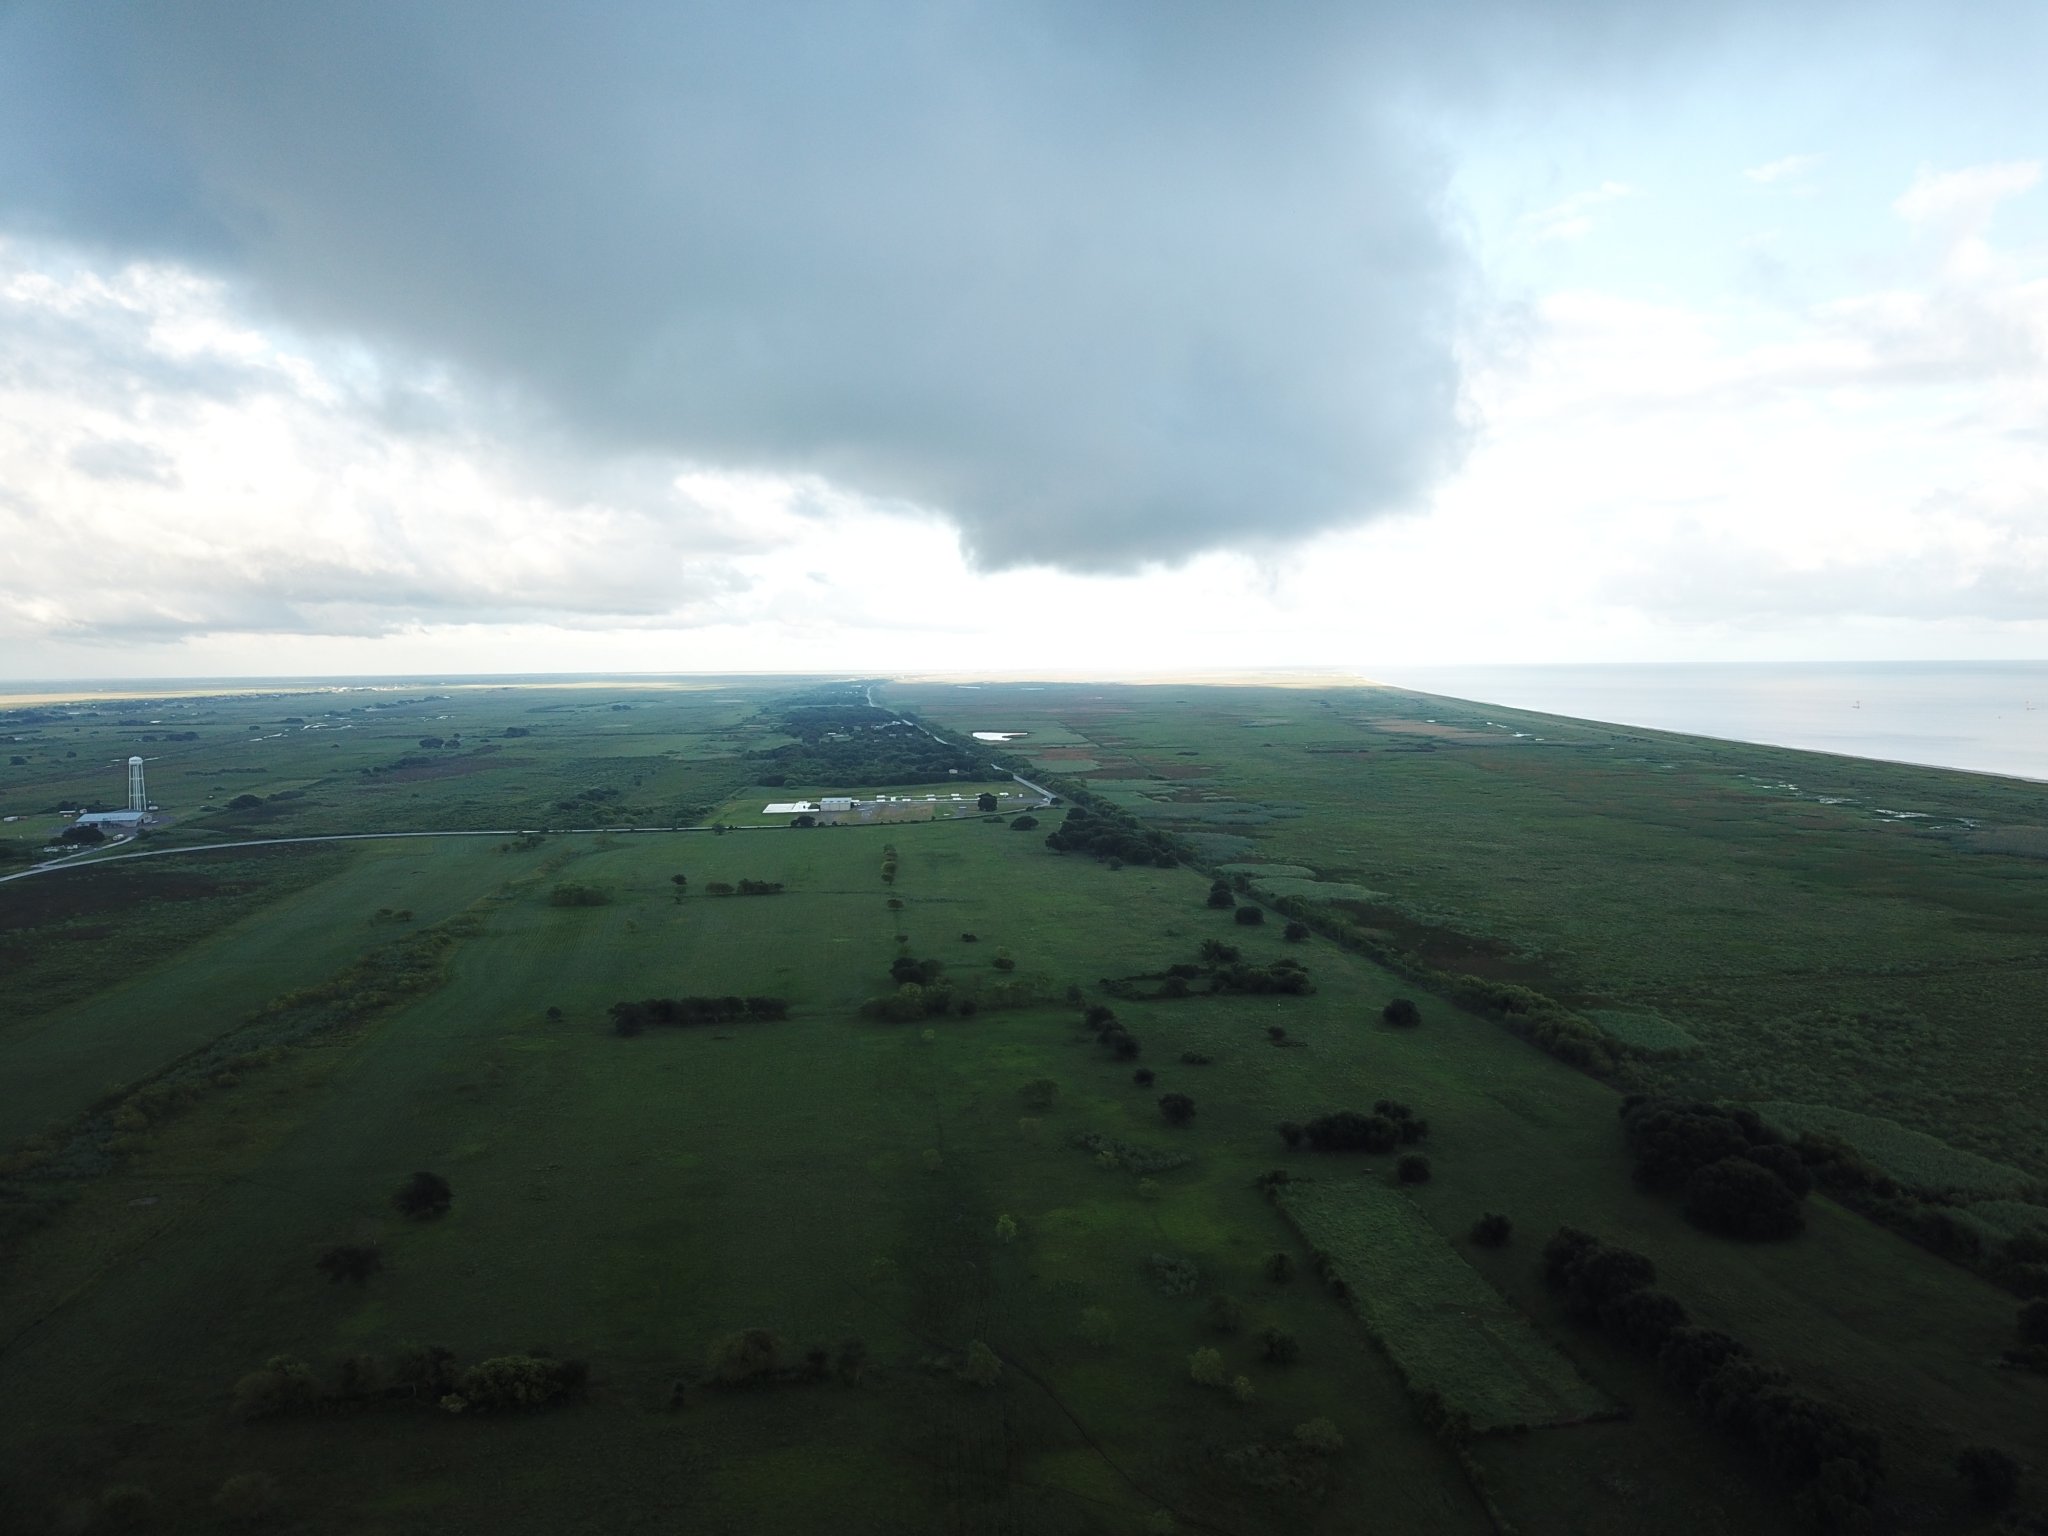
left=1471, top=1213, right=1513, bottom=1247
left=1683, top=1157, right=1805, bottom=1240
left=1258, top=1326, right=1300, bottom=1364
left=1207, top=884, right=1236, bottom=909
left=1159, top=1093, right=1196, bottom=1126
left=977, top=792, right=998, bottom=812
left=671, top=873, right=688, bottom=901
left=1009, top=815, right=1038, bottom=831
left=1397, top=1153, right=1432, bottom=1184
left=706, top=1329, right=785, bottom=1386
left=1284, top=921, right=1310, bottom=943
left=1233, top=906, right=1264, bottom=926
left=316, top=1244, right=383, bottom=1283
left=393, top=1170, right=452, bottom=1219
left=1382, top=998, right=1422, bottom=1028
left=57, top=823, right=104, bottom=844
left=1133, top=1067, right=1155, bottom=1086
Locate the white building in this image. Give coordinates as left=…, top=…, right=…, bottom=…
left=821, top=796, right=855, bottom=812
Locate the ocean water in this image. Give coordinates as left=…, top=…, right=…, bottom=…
left=1379, top=662, right=2048, bottom=783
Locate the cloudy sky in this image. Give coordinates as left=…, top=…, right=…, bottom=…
left=1, top=1, right=2044, bottom=679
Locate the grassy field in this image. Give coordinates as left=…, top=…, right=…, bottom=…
left=0, top=677, right=2042, bottom=1534
left=1275, top=1179, right=1612, bottom=1433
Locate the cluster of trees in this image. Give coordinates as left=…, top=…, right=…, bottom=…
left=609, top=996, right=791, bottom=1034
left=1543, top=1228, right=1886, bottom=1530
left=881, top=845, right=898, bottom=884
left=747, top=697, right=979, bottom=786
left=547, top=883, right=611, bottom=908
left=1159, top=1093, right=1196, bottom=1126
left=702, top=879, right=784, bottom=896
left=1619, top=1098, right=1809, bottom=1240
left=1081, top=1003, right=1141, bottom=1061
left=859, top=959, right=986, bottom=1022
left=1042, top=802, right=1180, bottom=867
left=1280, top=1100, right=1431, bottom=1154
left=1100, top=944, right=1313, bottom=1002
left=233, top=1344, right=589, bottom=1419
left=393, top=1171, right=451, bottom=1219
left=703, top=1329, right=870, bottom=1389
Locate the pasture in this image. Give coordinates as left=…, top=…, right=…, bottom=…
left=0, top=677, right=2041, bottom=1534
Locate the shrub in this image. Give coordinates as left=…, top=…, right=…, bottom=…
left=706, top=1329, right=786, bottom=1386
left=1284, top=921, right=1310, bottom=943
left=995, top=1214, right=1018, bottom=1243
left=1684, top=1157, right=1805, bottom=1240
left=547, top=882, right=611, bottom=907
left=1020, top=1078, right=1059, bottom=1112
left=1302, top=1111, right=1398, bottom=1153
left=993, top=947, right=1016, bottom=972
left=1276, top=1121, right=1304, bottom=1149
left=1471, top=1213, right=1513, bottom=1247
left=315, top=1244, right=383, bottom=1283
left=392, top=1171, right=451, bottom=1219
left=1397, top=1153, right=1432, bottom=1184
left=232, top=1355, right=318, bottom=1420
left=1159, top=1093, right=1196, bottom=1127
left=1955, top=1445, right=2020, bottom=1509
left=1180, top=1051, right=1212, bottom=1065
left=1293, top=1417, right=1344, bottom=1454
left=1150, top=1252, right=1201, bottom=1296
left=1599, top=1289, right=1691, bottom=1354
left=960, top=932, right=978, bottom=942
left=1233, top=906, right=1264, bottom=926
left=1657, top=1326, right=1749, bottom=1394
left=1188, top=1347, right=1228, bottom=1387
left=1264, top=1251, right=1296, bottom=1283
left=960, top=1340, right=1003, bottom=1386
left=1207, top=885, right=1236, bottom=909
left=454, top=1354, right=588, bottom=1412
left=1382, top=998, right=1421, bottom=1027
left=1009, top=815, right=1039, bottom=831
left=1133, top=1067, right=1155, bottom=1086
left=1258, top=1326, right=1300, bottom=1364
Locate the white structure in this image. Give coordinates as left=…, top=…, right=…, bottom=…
left=127, top=756, right=146, bottom=812
left=77, top=809, right=146, bottom=831
left=762, top=800, right=819, bottom=815
left=820, top=796, right=855, bottom=812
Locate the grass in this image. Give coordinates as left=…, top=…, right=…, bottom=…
left=0, top=678, right=2042, bottom=1535
left=1276, top=1179, right=1612, bottom=1433
left=1753, top=1102, right=2038, bottom=1196
left=1585, top=1009, right=1700, bottom=1056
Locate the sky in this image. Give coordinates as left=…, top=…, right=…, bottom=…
left=0, top=1, right=2044, bottom=680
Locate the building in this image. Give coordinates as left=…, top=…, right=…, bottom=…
left=820, top=797, right=855, bottom=813
left=75, top=810, right=147, bottom=831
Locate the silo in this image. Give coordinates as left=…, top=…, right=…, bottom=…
left=127, top=756, right=146, bottom=813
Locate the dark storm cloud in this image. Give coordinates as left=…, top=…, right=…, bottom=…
left=0, top=2, right=1758, bottom=570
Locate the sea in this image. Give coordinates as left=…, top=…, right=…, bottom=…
left=1378, top=662, right=2048, bottom=784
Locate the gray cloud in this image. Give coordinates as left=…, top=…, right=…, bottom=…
left=0, top=1, right=1737, bottom=573
left=18, top=3, right=1992, bottom=577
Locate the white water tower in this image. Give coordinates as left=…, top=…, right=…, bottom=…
left=127, top=756, right=146, bottom=812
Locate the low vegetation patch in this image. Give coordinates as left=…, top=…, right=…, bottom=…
left=610, top=996, right=791, bottom=1033
left=1276, top=1180, right=1612, bottom=1434
left=1753, top=1101, right=2035, bottom=1198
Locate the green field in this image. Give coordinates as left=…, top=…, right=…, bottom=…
left=0, top=677, right=2043, bottom=1534
left=1276, top=1180, right=1612, bottom=1433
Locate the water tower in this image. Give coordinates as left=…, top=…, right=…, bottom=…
left=127, top=756, right=147, bottom=813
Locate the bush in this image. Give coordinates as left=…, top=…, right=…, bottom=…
left=706, top=1329, right=786, bottom=1386
left=232, top=1356, right=318, bottom=1420
left=1396, top=1153, right=1431, bottom=1184
left=1188, top=1347, right=1228, bottom=1387
left=454, top=1354, right=588, bottom=1412
left=1258, top=1326, right=1300, bottom=1364
left=392, top=1171, right=451, bottom=1219
left=316, top=1244, right=383, bottom=1283
left=1234, top=906, right=1264, bottom=926
left=1159, top=1093, right=1196, bottom=1127
left=1180, top=1051, right=1212, bottom=1065
left=1470, top=1213, right=1513, bottom=1247
left=1284, top=921, right=1310, bottom=942
left=1293, top=1417, right=1344, bottom=1454
left=1382, top=998, right=1421, bottom=1027
left=1302, top=1111, right=1398, bottom=1153
left=1009, top=815, right=1039, bottom=831
left=1600, top=1289, right=1690, bottom=1354
left=1133, top=1067, right=1155, bottom=1086
left=1277, top=1120, right=1305, bottom=1148
left=547, top=882, right=611, bottom=907
left=1020, top=1078, right=1059, bottom=1112
left=1207, top=884, right=1236, bottom=909
left=1956, top=1445, right=2020, bottom=1509
left=1150, top=1252, right=1201, bottom=1296
left=960, top=932, right=978, bottom=942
